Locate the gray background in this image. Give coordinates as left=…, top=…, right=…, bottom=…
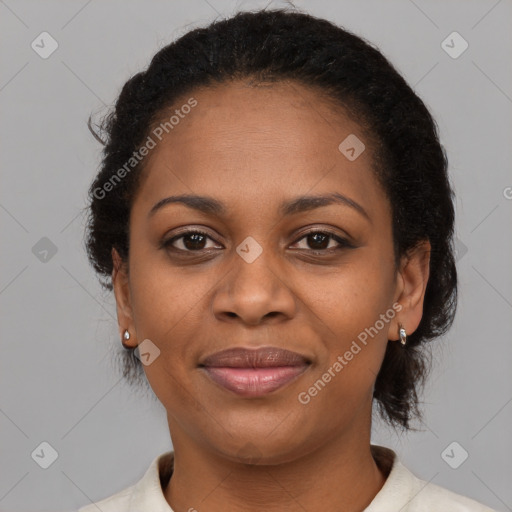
left=1, top=0, right=511, bottom=511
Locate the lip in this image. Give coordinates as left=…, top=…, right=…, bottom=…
left=199, top=347, right=311, bottom=397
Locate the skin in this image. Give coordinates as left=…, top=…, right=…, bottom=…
left=112, top=80, right=430, bottom=512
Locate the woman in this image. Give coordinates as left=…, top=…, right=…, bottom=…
left=79, top=8, right=495, bottom=512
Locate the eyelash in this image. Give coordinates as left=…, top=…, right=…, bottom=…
left=161, top=228, right=354, bottom=256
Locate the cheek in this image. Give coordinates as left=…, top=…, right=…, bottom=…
left=302, top=255, right=395, bottom=342
left=127, top=258, right=202, bottom=411
left=128, top=242, right=209, bottom=337
left=126, top=250, right=202, bottom=395
left=295, top=255, right=395, bottom=400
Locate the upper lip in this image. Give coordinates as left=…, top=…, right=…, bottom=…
left=199, top=347, right=311, bottom=368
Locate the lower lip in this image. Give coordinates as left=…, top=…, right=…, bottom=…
left=201, top=366, right=309, bottom=397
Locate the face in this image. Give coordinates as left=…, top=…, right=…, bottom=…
left=112, top=80, right=429, bottom=464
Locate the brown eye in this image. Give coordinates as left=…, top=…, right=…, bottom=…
left=163, top=230, right=221, bottom=253
left=292, top=230, right=353, bottom=253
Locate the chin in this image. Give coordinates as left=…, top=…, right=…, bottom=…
left=210, top=430, right=315, bottom=467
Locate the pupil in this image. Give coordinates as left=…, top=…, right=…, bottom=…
left=184, top=233, right=205, bottom=250
left=309, top=233, right=328, bottom=249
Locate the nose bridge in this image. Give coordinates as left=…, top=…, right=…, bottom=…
left=233, top=239, right=279, bottom=294
left=212, top=235, right=296, bottom=324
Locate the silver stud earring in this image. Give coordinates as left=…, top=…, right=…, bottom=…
left=122, top=329, right=132, bottom=349
left=399, top=324, right=407, bottom=346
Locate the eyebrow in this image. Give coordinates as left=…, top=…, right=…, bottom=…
left=148, top=192, right=370, bottom=221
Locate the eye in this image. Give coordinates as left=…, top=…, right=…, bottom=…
left=291, top=229, right=353, bottom=254
left=162, top=230, right=222, bottom=253
left=161, top=228, right=353, bottom=256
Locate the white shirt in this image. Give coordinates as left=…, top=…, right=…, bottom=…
left=78, top=445, right=496, bottom=511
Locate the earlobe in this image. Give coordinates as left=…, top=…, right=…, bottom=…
left=111, top=247, right=137, bottom=348
left=388, top=240, right=431, bottom=341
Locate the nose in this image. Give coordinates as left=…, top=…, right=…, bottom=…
left=211, top=246, right=297, bottom=326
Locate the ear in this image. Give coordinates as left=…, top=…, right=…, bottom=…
left=387, top=240, right=431, bottom=341
left=112, top=247, right=137, bottom=348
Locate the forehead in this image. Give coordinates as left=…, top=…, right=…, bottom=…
left=133, top=80, right=386, bottom=219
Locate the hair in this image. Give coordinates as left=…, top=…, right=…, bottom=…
left=84, top=7, right=457, bottom=431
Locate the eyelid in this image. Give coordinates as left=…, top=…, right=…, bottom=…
left=163, top=225, right=222, bottom=241
left=296, top=226, right=351, bottom=239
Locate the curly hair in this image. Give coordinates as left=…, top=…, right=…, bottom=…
left=84, top=8, right=457, bottom=431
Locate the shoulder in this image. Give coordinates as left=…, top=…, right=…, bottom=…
left=367, top=445, right=496, bottom=512
left=77, top=451, right=175, bottom=512
left=403, top=467, right=496, bottom=511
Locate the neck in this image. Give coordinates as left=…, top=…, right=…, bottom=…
left=164, top=414, right=387, bottom=512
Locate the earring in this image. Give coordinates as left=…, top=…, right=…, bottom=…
left=122, top=329, right=132, bottom=349
left=399, top=324, right=407, bottom=346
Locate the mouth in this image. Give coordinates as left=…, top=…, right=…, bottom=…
left=199, top=346, right=311, bottom=397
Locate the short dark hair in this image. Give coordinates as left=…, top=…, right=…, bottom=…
left=84, top=8, right=457, bottom=431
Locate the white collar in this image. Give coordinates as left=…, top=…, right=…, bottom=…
left=79, top=444, right=495, bottom=511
